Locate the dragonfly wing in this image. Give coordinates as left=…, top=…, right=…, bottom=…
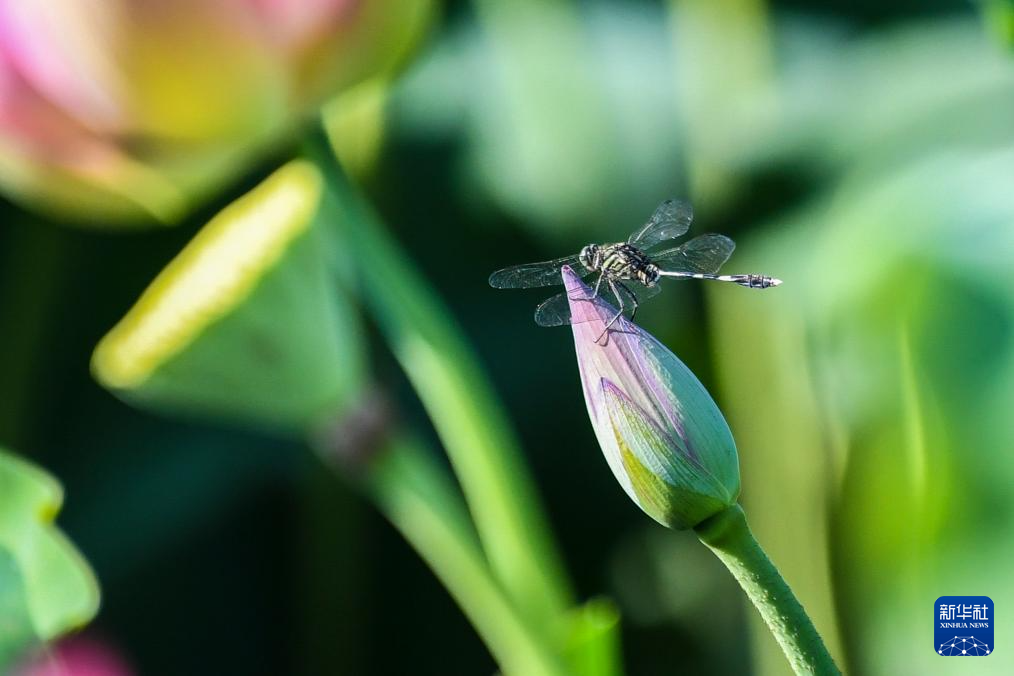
left=653, top=234, right=735, bottom=274
left=627, top=281, right=662, bottom=304
left=627, top=199, right=693, bottom=250
left=489, top=254, right=584, bottom=289
left=534, top=291, right=573, bottom=327
left=534, top=278, right=660, bottom=327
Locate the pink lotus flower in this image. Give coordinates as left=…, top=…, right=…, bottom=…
left=0, top=0, right=431, bottom=225
left=562, top=265, right=740, bottom=529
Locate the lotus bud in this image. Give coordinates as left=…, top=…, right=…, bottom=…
left=562, top=266, right=740, bottom=529
left=91, top=160, right=366, bottom=431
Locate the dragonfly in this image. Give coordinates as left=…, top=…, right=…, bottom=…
left=489, top=199, right=782, bottom=341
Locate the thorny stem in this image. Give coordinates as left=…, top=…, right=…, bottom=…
left=694, top=504, right=842, bottom=676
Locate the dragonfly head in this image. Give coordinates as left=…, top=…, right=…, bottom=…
left=579, top=244, right=601, bottom=272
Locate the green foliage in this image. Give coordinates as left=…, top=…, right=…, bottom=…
left=392, top=1, right=687, bottom=239
left=708, top=19, right=1014, bottom=674
left=0, top=548, right=38, bottom=669
left=981, top=0, right=1014, bottom=47
left=0, top=449, right=99, bottom=669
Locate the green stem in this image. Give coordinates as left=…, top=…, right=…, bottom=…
left=337, top=434, right=568, bottom=676
left=694, top=504, right=841, bottom=676
left=304, top=125, right=572, bottom=631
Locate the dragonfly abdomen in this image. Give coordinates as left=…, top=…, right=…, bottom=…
left=657, top=270, right=782, bottom=288
left=639, top=264, right=661, bottom=286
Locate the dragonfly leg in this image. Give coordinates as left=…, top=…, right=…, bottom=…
left=596, top=279, right=626, bottom=344
left=618, top=282, right=640, bottom=323
left=569, top=272, right=604, bottom=302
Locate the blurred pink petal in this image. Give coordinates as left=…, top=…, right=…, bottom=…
left=0, top=0, right=125, bottom=133
left=0, top=54, right=111, bottom=176
left=15, top=636, right=134, bottom=676
left=0, top=0, right=431, bottom=225
left=246, top=0, right=356, bottom=50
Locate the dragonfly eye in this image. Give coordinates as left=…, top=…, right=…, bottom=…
left=579, top=244, right=599, bottom=271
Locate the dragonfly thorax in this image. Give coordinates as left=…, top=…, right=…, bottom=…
left=581, top=242, right=660, bottom=286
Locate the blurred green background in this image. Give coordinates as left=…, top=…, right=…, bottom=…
left=2, top=0, right=1013, bottom=674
